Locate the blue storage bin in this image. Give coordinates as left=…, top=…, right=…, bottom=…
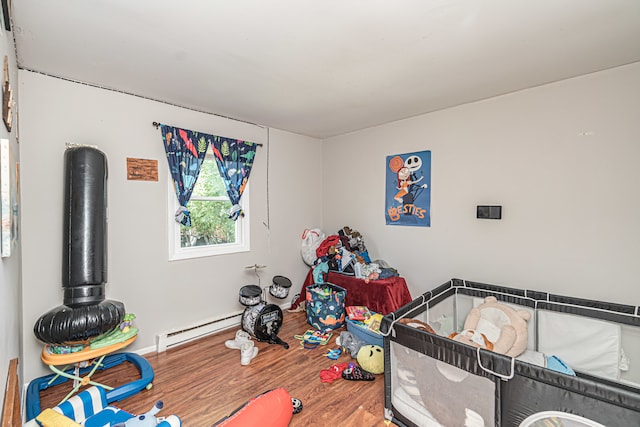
left=346, top=317, right=384, bottom=347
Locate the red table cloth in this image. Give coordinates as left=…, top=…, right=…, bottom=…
left=291, top=270, right=412, bottom=315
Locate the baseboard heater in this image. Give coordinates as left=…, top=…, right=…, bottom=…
left=156, top=309, right=244, bottom=352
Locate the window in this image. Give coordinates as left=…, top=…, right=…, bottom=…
left=168, top=149, right=250, bottom=260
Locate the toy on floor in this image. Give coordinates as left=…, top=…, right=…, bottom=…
left=23, top=386, right=181, bottom=427
left=294, top=329, right=333, bottom=349
left=336, top=331, right=365, bottom=358
left=324, top=348, right=342, bottom=360
left=357, top=345, right=384, bottom=374
left=113, top=401, right=166, bottom=427
left=448, top=296, right=531, bottom=357
left=319, top=363, right=349, bottom=384
left=212, top=388, right=299, bottom=426
left=242, top=300, right=290, bottom=349
left=291, top=398, right=303, bottom=415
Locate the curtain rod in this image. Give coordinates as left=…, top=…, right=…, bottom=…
left=152, top=121, right=263, bottom=146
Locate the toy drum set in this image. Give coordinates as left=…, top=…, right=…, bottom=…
left=239, top=276, right=292, bottom=349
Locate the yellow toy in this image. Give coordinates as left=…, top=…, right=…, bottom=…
left=357, top=344, right=384, bottom=374
left=35, top=409, right=82, bottom=427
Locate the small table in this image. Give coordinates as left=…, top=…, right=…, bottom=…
left=292, top=270, right=412, bottom=315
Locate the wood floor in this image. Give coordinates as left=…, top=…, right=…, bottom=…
left=37, top=311, right=397, bottom=426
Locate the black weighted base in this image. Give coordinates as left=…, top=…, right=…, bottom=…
left=33, top=297, right=125, bottom=344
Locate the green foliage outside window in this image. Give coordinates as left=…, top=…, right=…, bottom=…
left=180, top=157, right=236, bottom=247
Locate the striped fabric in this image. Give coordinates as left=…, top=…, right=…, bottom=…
left=53, top=387, right=106, bottom=422
left=24, top=386, right=181, bottom=427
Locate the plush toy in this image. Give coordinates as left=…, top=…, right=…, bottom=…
left=356, top=344, right=384, bottom=374
left=113, top=401, right=164, bottom=427
left=120, top=313, right=136, bottom=333
left=336, top=331, right=366, bottom=358
left=448, top=296, right=531, bottom=357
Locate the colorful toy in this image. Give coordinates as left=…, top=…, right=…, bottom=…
left=26, top=352, right=154, bottom=421
left=325, top=348, right=342, bottom=360
left=23, top=386, right=180, bottom=427
left=357, top=344, right=384, bottom=375
left=294, top=329, right=332, bottom=350
left=120, top=313, right=136, bottom=333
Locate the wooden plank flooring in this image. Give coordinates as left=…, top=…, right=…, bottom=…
left=36, top=311, right=397, bottom=426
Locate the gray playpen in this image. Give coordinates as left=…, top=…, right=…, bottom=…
left=381, top=278, right=640, bottom=426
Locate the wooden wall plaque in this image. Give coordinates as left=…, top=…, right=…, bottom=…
left=127, top=158, right=158, bottom=181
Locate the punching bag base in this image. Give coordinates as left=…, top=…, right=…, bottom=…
left=34, top=299, right=126, bottom=345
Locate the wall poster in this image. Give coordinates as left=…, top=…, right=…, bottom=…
left=385, top=150, right=431, bottom=227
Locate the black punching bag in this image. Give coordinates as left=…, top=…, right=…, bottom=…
left=62, top=146, right=108, bottom=306
left=34, top=146, right=125, bottom=344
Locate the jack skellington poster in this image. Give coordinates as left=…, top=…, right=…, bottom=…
left=385, top=150, right=431, bottom=227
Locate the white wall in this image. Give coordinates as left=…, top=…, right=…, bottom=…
left=322, top=62, right=640, bottom=305
left=0, top=25, right=21, bottom=415
left=15, top=58, right=640, bottom=390
left=18, top=71, right=322, bottom=382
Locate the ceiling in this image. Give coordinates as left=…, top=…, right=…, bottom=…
left=10, top=1, right=640, bottom=139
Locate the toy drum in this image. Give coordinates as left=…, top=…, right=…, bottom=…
left=269, top=275, right=292, bottom=299
left=239, top=285, right=262, bottom=306
left=242, top=302, right=289, bottom=349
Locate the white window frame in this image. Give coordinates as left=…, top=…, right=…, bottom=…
left=167, top=165, right=250, bottom=261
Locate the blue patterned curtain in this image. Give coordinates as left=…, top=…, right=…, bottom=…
left=160, top=124, right=259, bottom=224
left=160, top=125, right=209, bottom=226
left=210, top=136, right=258, bottom=221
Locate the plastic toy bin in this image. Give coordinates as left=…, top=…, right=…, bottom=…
left=345, top=317, right=384, bottom=347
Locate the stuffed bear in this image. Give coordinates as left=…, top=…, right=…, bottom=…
left=449, top=296, right=531, bottom=357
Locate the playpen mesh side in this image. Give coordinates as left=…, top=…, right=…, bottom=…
left=384, top=279, right=640, bottom=427
left=389, top=340, right=496, bottom=427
